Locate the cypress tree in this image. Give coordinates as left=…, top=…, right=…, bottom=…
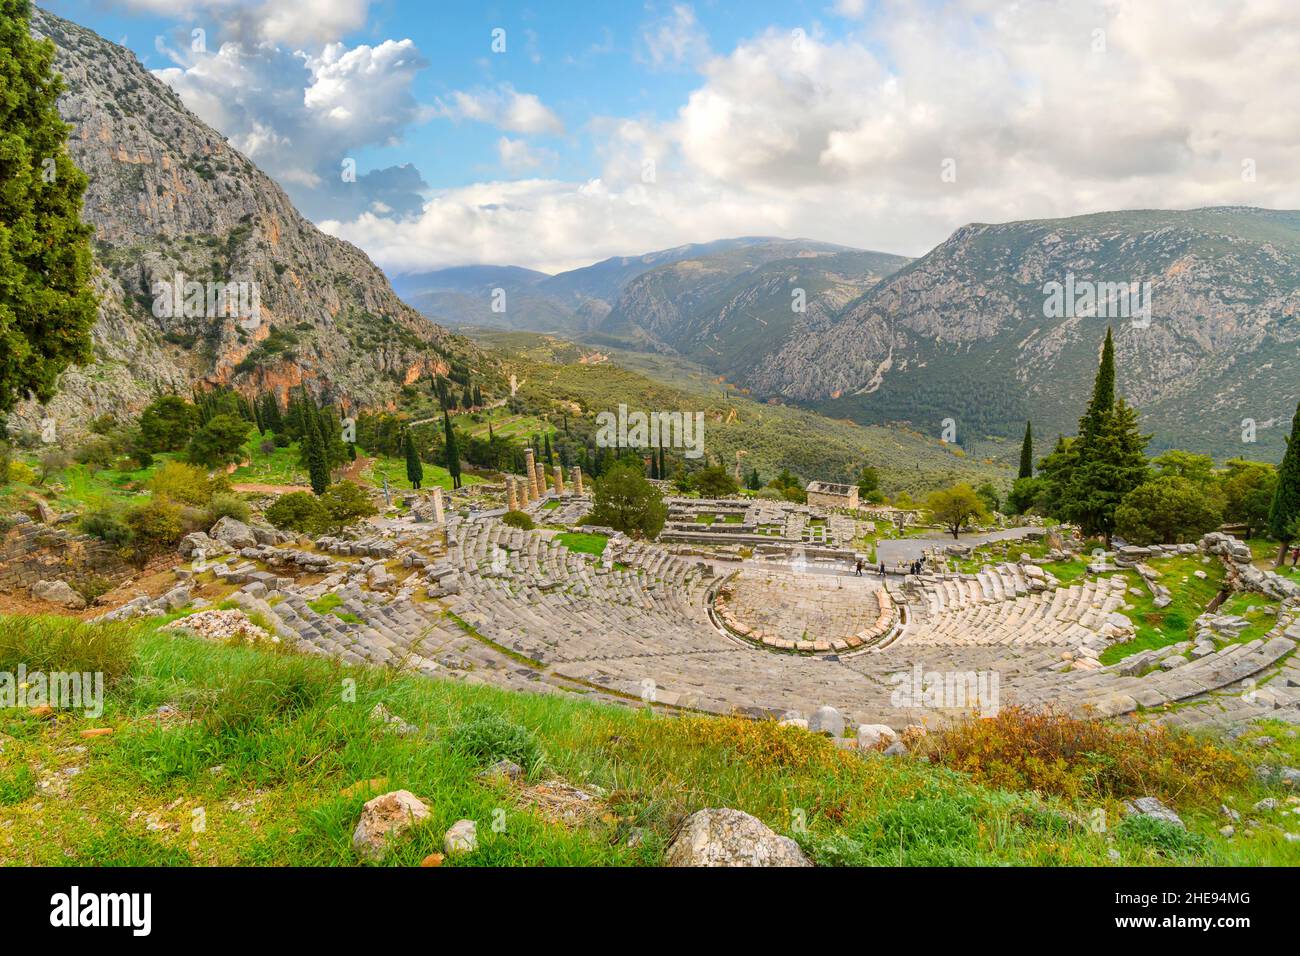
left=403, top=429, right=423, bottom=490
left=1067, top=399, right=1149, bottom=545
left=304, top=412, right=329, bottom=495
left=0, top=0, right=97, bottom=416
left=443, top=410, right=461, bottom=489
left=1057, top=328, right=1143, bottom=543
left=1079, top=327, right=1115, bottom=444
left=1018, top=420, right=1034, bottom=479
left=261, top=393, right=284, bottom=435
left=1269, top=400, right=1300, bottom=567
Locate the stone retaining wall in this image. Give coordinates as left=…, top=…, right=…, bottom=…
left=0, top=517, right=132, bottom=593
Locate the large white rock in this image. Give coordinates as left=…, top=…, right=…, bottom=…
left=30, top=579, right=85, bottom=610
left=808, top=705, right=844, bottom=737
left=856, top=724, right=898, bottom=749
left=444, top=819, right=478, bottom=855
left=665, top=808, right=810, bottom=867
left=209, top=516, right=258, bottom=550
left=1123, top=796, right=1184, bottom=829
left=352, top=790, right=430, bottom=861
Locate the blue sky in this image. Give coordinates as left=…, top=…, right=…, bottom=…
left=35, top=1, right=1298, bottom=275
left=45, top=1, right=878, bottom=190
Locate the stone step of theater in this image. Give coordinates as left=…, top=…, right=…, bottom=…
left=210, top=511, right=1299, bottom=734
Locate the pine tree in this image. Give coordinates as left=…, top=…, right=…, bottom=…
left=403, top=430, right=423, bottom=491
left=543, top=433, right=553, bottom=466
left=0, top=0, right=97, bottom=416
left=1018, top=420, right=1034, bottom=479
left=443, top=411, right=461, bottom=489
left=1269, top=400, right=1300, bottom=567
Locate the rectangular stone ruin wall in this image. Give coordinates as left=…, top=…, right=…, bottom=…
left=804, top=481, right=859, bottom=511
left=806, top=488, right=857, bottom=511
left=0, top=520, right=133, bottom=593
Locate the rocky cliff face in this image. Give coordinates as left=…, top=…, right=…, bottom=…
left=8, top=9, right=486, bottom=439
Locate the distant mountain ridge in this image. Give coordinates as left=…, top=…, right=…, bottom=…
left=393, top=238, right=906, bottom=327
left=393, top=237, right=910, bottom=386
left=403, top=208, right=1300, bottom=461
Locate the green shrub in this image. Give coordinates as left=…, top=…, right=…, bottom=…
left=5, top=459, right=36, bottom=485
left=265, top=491, right=327, bottom=535
left=69, top=574, right=114, bottom=604
left=1115, top=815, right=1207, bottom=858
left=448, top=703, right=542, bottom=768
left=148, top=460, right=215, bottom=505
left=501, top=510, right=534, bottom=530
left=319, top=481, right=377, bottom=529
left=125, top=496, right=184, bottom=561
left=80, top=506, right=134, bottom=548
left=205, top=492, right=251, bottom=526
left=73, top=436, right=118, bottom=472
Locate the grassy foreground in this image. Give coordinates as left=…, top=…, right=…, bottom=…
left=1, top=614, right=1298, bottom=866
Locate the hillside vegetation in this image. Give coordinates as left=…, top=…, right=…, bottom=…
left=467, top=329, right=1007, bottom=494
left=3, top=615, right=1298, bottom=866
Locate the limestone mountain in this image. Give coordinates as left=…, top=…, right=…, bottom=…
left=393, top=238, right=909, bottom=375
left=787, top=208, right=1300, bottom=461
left=8, top=9, right=489, bottom=440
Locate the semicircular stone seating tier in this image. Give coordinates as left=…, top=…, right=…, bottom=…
left=245, top=514, right=1300, bottom=735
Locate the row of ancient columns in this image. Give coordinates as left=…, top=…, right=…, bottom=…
left=506, top=448, right=583, bottom=511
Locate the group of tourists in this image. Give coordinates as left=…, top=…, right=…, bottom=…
left=853, top=556, right=929, bottom=577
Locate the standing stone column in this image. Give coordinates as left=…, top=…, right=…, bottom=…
left=553, top=464, right=564, bottom=495
left=573, top=466, right=584, bottom=496
left=506, top=478, right=518, bottom=512
left=524, top=448, right=538, bottom=500
left=432, top=487, right=445, bottom=524
left=533, top=459, right=545, bottom=499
